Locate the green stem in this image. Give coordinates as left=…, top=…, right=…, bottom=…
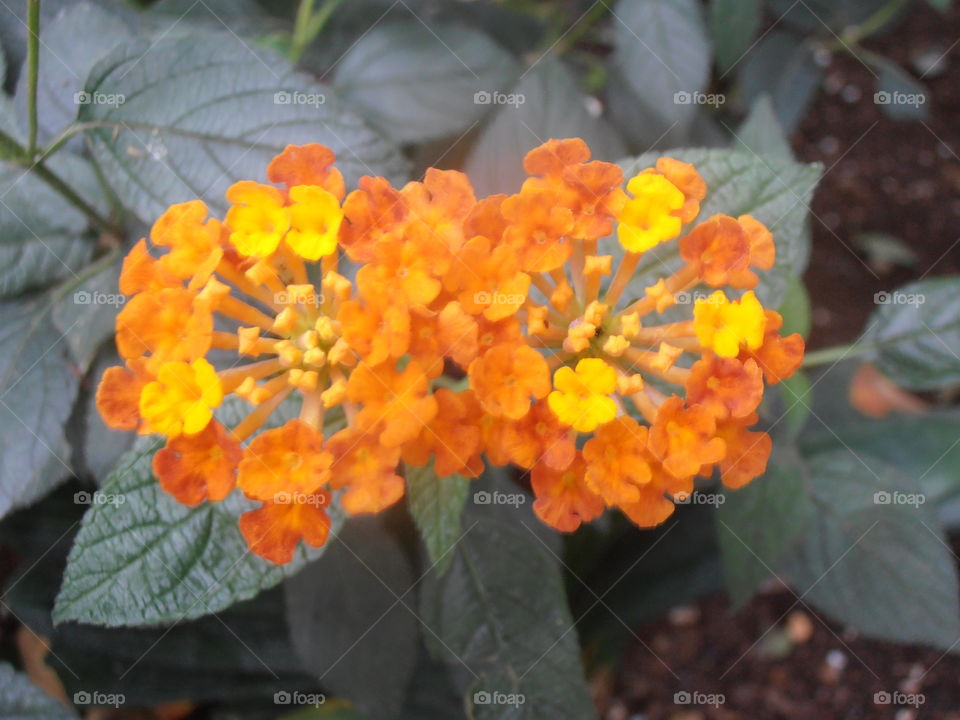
left=26, top=0, right=40, bottom=156
left=551, top=1, right=611, bottom=54
left=826, top=0, right=910, bottom=52
left=50, top=245, right=122, bottom=304
left=30, top=162, right=120, bottom=237
left=289, top=0, right=343, bottom=65
left=801, top=342, right=872, bottom=368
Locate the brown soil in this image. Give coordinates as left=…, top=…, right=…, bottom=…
left=605, top=588, right=960, bottom=719
left=797, top=2, right=960, bottom=349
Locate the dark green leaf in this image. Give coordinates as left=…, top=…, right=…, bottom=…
left=737, top=31, right=822, bottom=133
left=717, top=444, right=812, bottom=607
left=51, top=255, right=122, bottom=373
left=784, top=449, right=960, bottom=650
left=463, top=58, right=625, bottom=197
left=332, top=22, right=518, bottom=144
left=710, top=0, right=761, bottom=73
left=0, top=298, right=78, bottom=519
left=611, top=0, right=711, bottom=128
left=734, top=94, right=793, bottom=161
left=80, top=33, right=408, bottom=224
left=0, top=662, right=78, bottom=720
left=406, top=465, right=470, bottom=575
left=285, top=517, right=417, bottom=717
left=420, top=487, right=595, bottom=719
left=54, top=440, right=339, bottom=627
left=0, top=158, right=95, bottom=298
left=861, top=276, right=960, bottom=389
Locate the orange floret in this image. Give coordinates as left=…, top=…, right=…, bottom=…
left=469, top=344, right=551, bottom=419
left=327, top=427, right=404, bottom=514
left=115, top=287, right=213, bottom=366
left=239, top=498, right=332, bottom=564
left=647, top=396, right=725, bottom=479
left=531, top=453, right=605, bottom=532
left=347, top=361, right=439, bottom=447
left=402, top=388, right=483, bottom=477
left=339, top=176, right=407, bottom=262
left=96, top=360, right=151, bottom=431
left=680, top=214, right=751, bottom=286
left=266, top=143, right=346, bottom=201
left=740, top=310, right=805, bottom=384
left=498, top=399, right=576, bottom=471
left=645, top=157, right=706, bottom=224
left=685, top=355, right=764, bottom=420
left=715, top=414, right=772, bottom=489
left=501, top=188, right=574, bottom=272
left=153, top=420, right=242, bottom=505
left=582, top=416, right=652, bottom=505
left=237, top=419, right=332, bottom=501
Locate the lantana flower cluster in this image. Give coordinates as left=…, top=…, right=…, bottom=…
left=97, top=139, right=803, bottom=564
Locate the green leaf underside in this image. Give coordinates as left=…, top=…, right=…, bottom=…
left=421, top=503, right=595, bottom=719
left=54, top=440, right=336, bottom=627
left=861, top=276, right=960, bottom=389
left=0, top=298, right=78, bottom=519
left=406, top=465, right=470, bottom=576
left=0, top=662, right=78, bottom=720
left=79, top=33, right=409, bottom=224
left=332, top=21, right=518, bottom=144
left=284, top=517, right=417, bottom=716
left=784, top=450, right=960, bottom=650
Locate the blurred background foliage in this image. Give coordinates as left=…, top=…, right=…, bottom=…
left=0, top=0, right=959, bottom=719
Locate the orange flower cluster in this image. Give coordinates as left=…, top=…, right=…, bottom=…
left=98, top=139, right=803, bottom=564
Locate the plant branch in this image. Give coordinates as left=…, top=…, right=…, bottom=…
left=26, top=0, right=40, bottom=156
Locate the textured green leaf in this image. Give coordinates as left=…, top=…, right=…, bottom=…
left=0, top=298, right=78, bottom=519
left=406, top=466, right=470, bottom=576
left=51, top=255, right=122, bottom=373
left=0, top=160, right=95, bottom=298
left=285, top=517, right=417, bottom=716
left=0, top=662, right=78, bottom=720
left=734, top=94, right=793, bottom=161
left=784, top=449, right=960, bottom=650
left=13, top=2, right=136, bottom=147
left=710, top=0, right=761, bottom=73
left=619, top=148, right=822, bottom=307
left=861, top=276, right=960, bottom=389
left=611, top=0, right=711, bottom=127
left=54, top=440, right=340, bottom=627
left=463, top=58, right=626, bottom=197
left=420, top=489, right=595, bottom=719
left=79, top=33, right=408, bottom=224
left=333, top=21, right=518, bottom=143
left=737, top=31, right=822, bottom=133
left=717, top=444, right=812, bottom=607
